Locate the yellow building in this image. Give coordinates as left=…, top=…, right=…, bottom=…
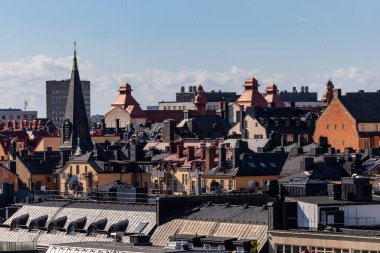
left=58, top=152, right=151, bottom=195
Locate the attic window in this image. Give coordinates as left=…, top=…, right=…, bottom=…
left=269, top=163, right=277, bottom=168
left=248, top=162, right=256, bottom=168
left=259, top=163, right=267, bottom=167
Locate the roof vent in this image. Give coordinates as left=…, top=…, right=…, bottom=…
left=225, top=202, right=230, bottom=208
left=207, top=201, right=212, bottom=207
left=243, top=203, right=249, bottom=209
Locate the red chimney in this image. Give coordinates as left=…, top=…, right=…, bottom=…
left=200, top=141, right=206, bottom=159
left=6, top=120, right=12, bottom=129
left=177, top=145, right=184, bottom=158
left=187, top=146, right=195, bottom=161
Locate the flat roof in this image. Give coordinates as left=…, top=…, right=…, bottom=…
left=286, top=195, right=380, bottom=206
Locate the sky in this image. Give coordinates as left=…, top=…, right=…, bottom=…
left=0, top=0, right=380, bottom=117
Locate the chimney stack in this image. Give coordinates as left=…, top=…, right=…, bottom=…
left=177, top=145, right=184, bottom=158
left=187, top=146, right=195, bottom=161
left=218, top=144, right=227, bottom=170
left=205, top=146, right=216, bottom=171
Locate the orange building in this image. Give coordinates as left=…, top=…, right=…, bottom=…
left=314, top=87, right=380, bottom=151
left=0, top=164, right=18, bottom=190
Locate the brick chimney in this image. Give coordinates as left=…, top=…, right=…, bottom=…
left=177, top=145, right=184, bottom=158
left=200, top=142, right=206, bottom=159
left=205, top=146, right=216, bottom=171
left=187, top=146, right=195, bottom=161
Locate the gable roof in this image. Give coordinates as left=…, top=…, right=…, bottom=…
left=339, top=92, right=380, bottom=122
left=17, top=152, right=61, bottom=174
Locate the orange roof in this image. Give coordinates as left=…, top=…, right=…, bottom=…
left=236, top=76, right=267, bottom=108
left=264, top=83, right=285, bottom=108
left=108, top=83, right=146, bottom=118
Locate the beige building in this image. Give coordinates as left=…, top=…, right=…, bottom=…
left=105, top=83, right=147, bottom=128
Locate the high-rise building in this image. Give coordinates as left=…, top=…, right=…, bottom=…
left=60, top=48, right=93, bottom=152
left=46, top=79, right=90, bottom=127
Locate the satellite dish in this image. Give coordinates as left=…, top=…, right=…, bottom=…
left=69, top=175, right=79, bottom=190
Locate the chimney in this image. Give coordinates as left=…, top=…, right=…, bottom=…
left=205, top=146, right=216, bottom=171
left=305, top=86, right=309, bottom=93
left=181, top=86, right=185, bottom=92
left=169, top=141, right=176, bottom=154
left=177, top=145, right=184, bottom=158
left=200, top=142, right=206, bottom=159
left=333, top=89, right=341, bottom=99
left=189, top=86, right=192, bottom=92
left=301, top=86, right=305, bottom=93
left=232, top=146, right=240, bottom=168
left=163, top=119, right=176, bottom=142
left=301, top=157, right=314, bottom=171
left=218, top=144, right=227, bottom=170
left=187, top=146, right=195, bottom=161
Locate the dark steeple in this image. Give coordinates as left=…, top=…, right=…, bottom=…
left=60, top=42, right=93, bottom=152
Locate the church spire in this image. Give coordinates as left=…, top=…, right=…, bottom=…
left=72, top=41, right=78, bottom=71
left=60, top=43, right=93, bottom=152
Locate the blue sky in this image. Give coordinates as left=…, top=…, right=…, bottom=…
left=0, top=0, right=380, bottom=116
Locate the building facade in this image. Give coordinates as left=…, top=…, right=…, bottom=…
left=314, top=88, right=380, bottom=151
left=0, top=109, right=37, bottom=123
left=46, top=79, right=90, bottom=127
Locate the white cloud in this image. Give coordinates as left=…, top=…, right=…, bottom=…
left=0, top=54, right=379, bottom=118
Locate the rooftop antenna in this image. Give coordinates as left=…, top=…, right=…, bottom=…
left=24, top=100, right=28, bottom=111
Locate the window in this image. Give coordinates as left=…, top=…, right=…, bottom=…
left=376, top=124, right=379, bottom=132
left=220, top=180, right=225, bottom=189
left=173, top=180, right=178, bottom=191
left=364, top=140, right=370, bottom=149
left=275, top=119, right=279, bottom=126
left=327, top=124, right=329, bottom=130
left=342, top=124, right=345, bottom=130
left=360, top=124, right=366, bottom=131
left=228, top=180, right=233, bottom=190
left=254, top=134, right=263, bottom=139
left=76, top=165, right=79, bottom=175
left=285, top=119, right=290, bottom=127
left=84, top=166, right=88, bottom=174
left=255, top=122, right=258, bottom=127
left=334, top=124, right=337, bottom=130
left=342, top=140, right=345, bottom=146
left=70, top=166, right=73, bottom=176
